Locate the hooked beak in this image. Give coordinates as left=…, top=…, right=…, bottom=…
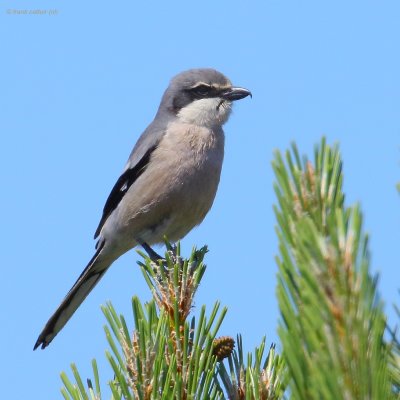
left=221, top=87, right=252, bottom=101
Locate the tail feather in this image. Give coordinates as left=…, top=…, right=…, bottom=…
left=34, top=243, right=111, bottom=350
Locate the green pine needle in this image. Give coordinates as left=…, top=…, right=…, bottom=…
left=274, top=137, right=393, bottom=399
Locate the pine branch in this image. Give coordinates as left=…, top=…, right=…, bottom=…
left=60, top=243, right=286, bottom=399
left=273, top=138, right=393, bottom=399
left=216, top=335, right=288, bottom=399
left=61, top=245, right=227, bottom=399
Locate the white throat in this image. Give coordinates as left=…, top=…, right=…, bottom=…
left=177, top=98, right=232, bottom=128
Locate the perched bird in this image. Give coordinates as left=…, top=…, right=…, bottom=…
left=34, top=68, right=251, bottom=350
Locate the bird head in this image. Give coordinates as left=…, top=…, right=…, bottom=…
left=159, top=68, right=251, bottom=128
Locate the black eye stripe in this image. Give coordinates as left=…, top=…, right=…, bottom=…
left=191, top=84, right=211, bottom=93
left=186, top=84, right=219, bottom=98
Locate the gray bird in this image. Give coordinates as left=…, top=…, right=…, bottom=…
left=34, top=68, right=251, bottom=350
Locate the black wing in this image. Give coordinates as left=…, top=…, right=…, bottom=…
left=94, top=144, right=157, bottom=239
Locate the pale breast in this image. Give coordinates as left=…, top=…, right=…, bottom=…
left=110, top=121, right=225, bottom=245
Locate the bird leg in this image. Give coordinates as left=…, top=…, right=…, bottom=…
left=140, top=242, right=164, bottom=263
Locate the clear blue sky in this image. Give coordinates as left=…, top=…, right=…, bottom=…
left=1, top=1, right=399, bottom=397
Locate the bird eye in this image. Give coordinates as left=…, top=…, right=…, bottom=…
left=191, top=84, right=211, bottom=97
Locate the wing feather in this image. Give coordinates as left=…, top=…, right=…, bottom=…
left=94, top=144, right=157, bottom=239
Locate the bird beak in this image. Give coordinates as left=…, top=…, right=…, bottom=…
left=221, top=87, right=252, bottom=101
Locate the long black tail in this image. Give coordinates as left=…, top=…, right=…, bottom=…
left=34, top=243, right=111, bottom=350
